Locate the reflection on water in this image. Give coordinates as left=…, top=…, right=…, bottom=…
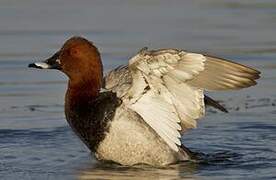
left=0, top=0, right=276, bottom=179
left=78, top=151, right=244, bottom=180
left=79, top=162, right=198, bottom=180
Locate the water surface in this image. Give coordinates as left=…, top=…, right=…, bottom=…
left=0, top=0, right=276, bottom=179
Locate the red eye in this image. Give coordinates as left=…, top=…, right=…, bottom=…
left=69, top=47, right=80, bottom=57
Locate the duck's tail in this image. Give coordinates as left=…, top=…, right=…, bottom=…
left=204, top=95, right=228, bottom=113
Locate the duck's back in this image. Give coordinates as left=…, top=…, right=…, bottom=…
left=104, top=65, right=132, bottom=98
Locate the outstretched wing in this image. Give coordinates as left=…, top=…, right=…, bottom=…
left=105, top=47, right=260, bottom=152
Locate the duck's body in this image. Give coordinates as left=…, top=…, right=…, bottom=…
left=29, top=37, right=260, bottom=166
left=65, top=66, right=188, bottom=166
left=95, top=101, right=183, bottom=166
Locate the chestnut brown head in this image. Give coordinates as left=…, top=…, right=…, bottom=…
left=29, top=36, right=103, bottom=88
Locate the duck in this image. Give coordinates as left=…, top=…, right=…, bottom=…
left=28, top=36, right=260, bottom=166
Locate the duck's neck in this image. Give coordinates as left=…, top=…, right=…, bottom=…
left=67, top=78, right=100, bottom=104
left=65, top=78, right=102, bottom=150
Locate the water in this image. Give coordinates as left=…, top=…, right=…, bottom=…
left=0, top=0, right=276, bottom=179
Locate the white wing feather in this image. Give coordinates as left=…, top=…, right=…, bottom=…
left=126, top=48, right=206, bottom=151
left=130, top=91, right=181, bottom=152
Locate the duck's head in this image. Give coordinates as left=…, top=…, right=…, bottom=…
left=29, top=36, right=103, bottom=89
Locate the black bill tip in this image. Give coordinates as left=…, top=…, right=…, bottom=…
left=28, top=62, right=53, bottom=69
left=28, top=63, right=42, bottom=69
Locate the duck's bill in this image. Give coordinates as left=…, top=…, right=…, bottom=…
left=28, top=51, right=61, bottom=70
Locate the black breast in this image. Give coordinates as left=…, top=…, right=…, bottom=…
left=66, top=91, right=121, bottom=152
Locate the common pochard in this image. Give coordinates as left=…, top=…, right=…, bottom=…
left=29, top=36, right=260, bottom=166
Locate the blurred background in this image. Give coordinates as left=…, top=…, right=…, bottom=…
left=0, top=0, right=275, bottom=179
